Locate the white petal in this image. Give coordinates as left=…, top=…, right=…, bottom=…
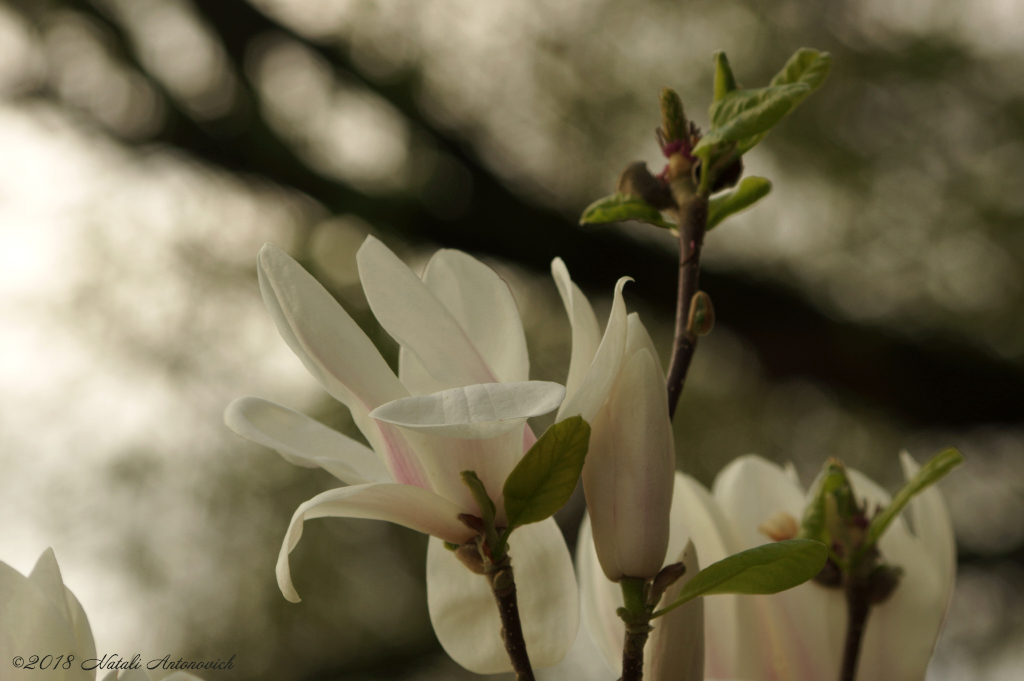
left=713, top=455, right=837, bottom=681
left=371, top=383, right=564, bottom=520
left=225, top=397, right=391, bottom=485
left=648, top=540, right=704, bottom=681
left=625, top=313, right=665, bottom=377
left=583, top=350, right=674, bottom=580
left=421, top=248, right=529, bottom=385
left=551, top=258, right=602, bottom=404
left=370, top=382, right=564, bottom=439
left=0, top=555, right=92, bottom=681
left=357, top=236, right=503, bottom=389
left=669, top=474, right=744, bottom=679
left=577, top=515, right=624, bottom=675
left=277, top=484, right=473, bottom=603
left=899, top=451, right=956, bottom=592
left=557, top=276, right=632, bottom=423
left=426, top=519, right=578, bottom=673
left=257, top=244, right=427, bottom=488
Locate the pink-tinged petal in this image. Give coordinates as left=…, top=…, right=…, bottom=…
left=844, top=465, right=954, bottom=681
left=584, top=350, right=674, bottom=580
left=225, top=397, right=391, bottom=485
left=426, top=519, right=578, bottom=673
left=577, top=515, right=623, bottom=674
left=713, top=455, right=837, bottom=681
left=551, top=258, right=602, bottom=403
left=277, top=484, right=473, bottom=603
left=256, top=244, right=427, bottom=489
left=557, top=276, right=632, bottom=423
left=372, top=383, right=563, bottom=518
left=648, top=540, right=704, bottom=681
left=357, top=236, right=501, bottom=390
left=669, top=474, right=744, bottom=679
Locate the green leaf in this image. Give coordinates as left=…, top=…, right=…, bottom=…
left=694, top=83, right=810, bottom=154
left=713, top=51, right=738, bottom=102
left=580, top=193, right=676, bottom=230
left=503, top=416, right=591, bottom=529
left=798, top=461, right=849, bottom=545
left=866, top=448, right=964, bottom=546
left=707, top=176, right=772, bottom=229
left=652, top=540, right=828, bottom=618
left=770, top=48, right=833, bottom=96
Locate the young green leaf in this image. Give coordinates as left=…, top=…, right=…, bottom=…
left=694, top=83, right=810, bottom=154
left=866, top=448, right=964, bottom=546
left=580, top=193, right=676, bottom=230
left=503, top=416, right=590, bottom=529
left=713, top=51, right=738, bottom=102
left=652, top=539, right=828, bottom=618
left=770, top=48, right=833, bottom=97
left=707, top=176, right=772, bottom=229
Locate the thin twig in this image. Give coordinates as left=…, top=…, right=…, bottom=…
left=665, top=196, right=708, bottom=419
left=839, top=579, right=872, bottom=681
left=488, top=560, right=535, bottom=681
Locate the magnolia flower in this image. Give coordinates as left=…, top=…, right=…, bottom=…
left=101, top=671, right=204, bottom=681
left=551, top=259, right=674, bottom=581
left=225, top=238, right=578, bottom=673
left=1, top=549, right=95, bottom=681
left=579, top=454, right=955, bottom=681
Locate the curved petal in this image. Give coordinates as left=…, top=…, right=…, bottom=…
left=577, top=514, right=625, bottom=674
left=713, top=455, right=837, bottom=681
left=371, top=382, right=565, bottom=516
left=583, top=350, right=674, bottom=581
left=648, top=540, right=704, bottom=681
left=277, top=484, right=473, bottom=603
left=370, top=382, right=564, bottom=439
left=551, top=258, right=601, bottom=404
left=28, top=549, right=95, bottom=667
left=669, top=474, right=743, bottom=679
left=844, top=465, right=953, bottom=681
left=257, top=244, right=427, bottom=488
left=557, top=277, right=632, bottom=423
left=357, top=236, right=503, bottom=390
left=625, top=313, right=664, bottom=377
left=426, top=519, right=578, bottom=673
left=899, top=451, right=956, bottom=592
left=225, top=397, right=391, bottom=485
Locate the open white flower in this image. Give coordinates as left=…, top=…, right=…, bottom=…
left=225, top=237, right=578, bottom=673
left=551, top=259, right=674, bottom=582
left=1, top=549, right=95, bottom=681
left=579, top=454, right=956, bottom=681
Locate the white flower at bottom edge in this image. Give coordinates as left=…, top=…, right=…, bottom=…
left=224, top=238, right=578, bottom=673
left=100, top=671, right=204, bottom=681
left=578, top=454, right=955, bottom=681
left=1, top=549, right=95, bottom=681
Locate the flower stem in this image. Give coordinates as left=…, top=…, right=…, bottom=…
left=665, top=195, right=708, bottom=419
left=620, top=577, right=653, bottom=681
left=487, top=559, right=535, bottom=681
left=839, top=578, right=873, bottom=681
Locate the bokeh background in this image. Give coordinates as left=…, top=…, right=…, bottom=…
left=1, top=0, right=1022, bottom=679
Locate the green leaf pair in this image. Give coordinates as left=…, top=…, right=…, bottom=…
left=579, top=193, right=676, bottom=230
left=694, top=48, right=832, bottom=156
left=652, top=539, right=828, bottom=618
left=707, top=176, right=772, bottom=230
left=465, top=416, right=591, bottom=560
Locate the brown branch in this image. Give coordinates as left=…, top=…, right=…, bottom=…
left=488, top=561, right=535, bottom=681
left=665, top=196, right=708, bottom=419
left=839, top=579, right=873, bottom=681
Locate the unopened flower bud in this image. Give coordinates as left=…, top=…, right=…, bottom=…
left=660, top=87, right=688, bottom=144
left=616, top=161, right=676, bottom=210
left=686, top=291, right=714, bottom=336
left=648, top=561, right=687, bottom=606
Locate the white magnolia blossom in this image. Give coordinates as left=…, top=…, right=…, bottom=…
left=579, top=454, right=956, bottom=681
left=1, top=549, right=96, bottom=681
left=225, top=238, right=579, bottom=673
left=552, top=259, right=674, bottom=581
left=101, top=671, right=204, bottom=681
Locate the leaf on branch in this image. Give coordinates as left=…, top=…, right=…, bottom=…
left=694, top=83, right=810, bottom=154
left=580, top=193, right=676, bottom=230
left=867, top=448, right=964, bottom=546
left=713, top=50, right=738, bottom=102
left=503, top=416, right=591, bottom=529
left=707, top=176, right=772, bottom=229
left=770, top=48, right=833, bottom=96
left=652, top=539, right=828, bottom=618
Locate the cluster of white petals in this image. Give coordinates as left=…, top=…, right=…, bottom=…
left=578, top=454, right=956, bottom=681
left=225, top=237, right=603, bottom=673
